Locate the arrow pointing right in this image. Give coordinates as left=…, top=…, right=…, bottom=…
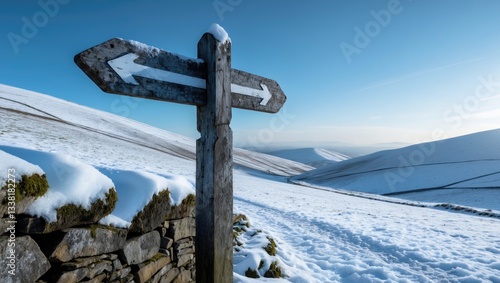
left=230, top=83, right=272, bottom=106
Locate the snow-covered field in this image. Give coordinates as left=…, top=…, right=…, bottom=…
left=292, top=130, right=500, bottom=213
left=234, top=173, right=500, bottom=282
left=1, top=84, right=500, bottom=282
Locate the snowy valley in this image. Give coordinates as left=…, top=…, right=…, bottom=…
left=1, top=84, right=500, bottom=282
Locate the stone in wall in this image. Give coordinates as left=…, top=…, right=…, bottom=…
left=146, top=262, right=172, bottom=283
left=44, top=226, right=127, bottom=262
left=0, top=217, right=11, bottom=234
left=174, top=238, right=195, bottom=268
left=120, top=230, right=160, bottom=265
left=0, top=194, right=197, bottom=283
left=55, top=266, right=89, bottom=282
left=167, top=218, right=195, bottom=242
left=0, top=235, right=51, bottom=283
left=160, top=267, right=180, bottom=283
left=132, top=253, right=171, bottom=283
left=173, top=269, right=192, bottom=283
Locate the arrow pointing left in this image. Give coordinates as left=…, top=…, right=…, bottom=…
left=108, top=53, right=207, bottom=89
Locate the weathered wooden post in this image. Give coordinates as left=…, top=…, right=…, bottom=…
left=196, top=33, right=233, bottom=282
left=74, top=25, right=286, bottom=283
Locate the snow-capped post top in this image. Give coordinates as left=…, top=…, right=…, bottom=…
left=207, top=23, right=231, bottom=43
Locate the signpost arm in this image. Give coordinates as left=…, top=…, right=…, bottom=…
left=196, top=33, right=233, bottom=283
left=74, top=28, right=286, bottom=283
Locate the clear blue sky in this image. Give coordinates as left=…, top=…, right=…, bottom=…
left=2, top=0, right=500, bottom=149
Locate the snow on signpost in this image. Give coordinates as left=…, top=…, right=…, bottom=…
left=74, top=24, right=286, bottom=283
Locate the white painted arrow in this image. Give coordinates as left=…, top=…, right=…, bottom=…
left=230, top=83, right=272, bottom=106
left=108, top=53, right=207, bottom=89
left=108, top=53, right=272, bottom=106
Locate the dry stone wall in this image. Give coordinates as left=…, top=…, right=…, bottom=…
left=0, top=195, right=196, bottom=283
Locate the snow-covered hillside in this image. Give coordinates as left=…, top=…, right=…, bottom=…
left=1, top=84, right=500, bottom=282
left=293, top=129, right=500, bottom=194
left=0, top=84, right=311, bottom=176
left=292, top=129, right=500, bottom=204
left=268, top=148, right=350, bottom=168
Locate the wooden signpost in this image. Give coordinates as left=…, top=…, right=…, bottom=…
left=75, top=28, right=286, bottom=283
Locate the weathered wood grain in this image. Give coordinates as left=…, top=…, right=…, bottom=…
left=195, top=33, right=233, bottom=283
left=231, top=69, right=286, bottom=113
left=74, top=38, right=207, bottom=106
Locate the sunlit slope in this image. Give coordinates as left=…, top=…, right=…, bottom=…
left=268, top=147, right=350, bottom=168
left=0, top=84, right=311, bottom=176
left=292, top=129, right=500, bottom=194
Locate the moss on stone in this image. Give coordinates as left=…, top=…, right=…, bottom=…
left=181, top=193, right=195, bottom=207
left=233, top=213, right=250, bottom=247
left=258, top=260, right=264, bottom=270
left=47, top=188, right=117, bottom=232
left=89, top=224, right=121, bottom=239
left=233, top=213, right=284, bottom=279
left=245, top=268, right=260, bottom=278
left=165, top=193, right=196, bottom=220
left=149, top=253, right=165, bottom=262
left=233, top=213, right=249, bottom=227
left=129, top=190, right=171, bottom=233
left=264, top=237, right=277, bottom=256
left=131, top=190, right=170, bottom=222
left=105, top=188, right=118, bottom=207
left=1, top=173, right=49, bottom=204
left=90, top=225, right=97, bottom=239
left=264, top=261, right=282, bottom=278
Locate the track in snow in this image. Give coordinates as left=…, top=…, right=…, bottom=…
left=234, top=172, right=500, bottom=283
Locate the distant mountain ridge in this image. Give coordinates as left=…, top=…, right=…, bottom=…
left=292, top=129, right=500, bottom=195
left=268, top=147, right=350, bottom=168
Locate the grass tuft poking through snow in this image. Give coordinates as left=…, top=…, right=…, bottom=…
left=233, top=213, right=284, bottom=281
